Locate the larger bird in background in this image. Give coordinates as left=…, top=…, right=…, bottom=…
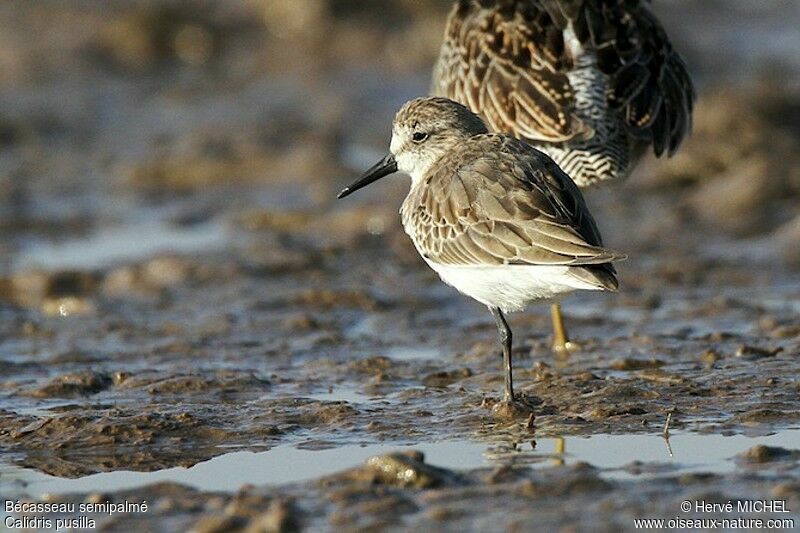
left=431, top=0, right=695, bottom=354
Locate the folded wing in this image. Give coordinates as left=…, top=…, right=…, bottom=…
left=432, top=0, right=695, bottom=157
left=408, top=135, right=625, bottom=268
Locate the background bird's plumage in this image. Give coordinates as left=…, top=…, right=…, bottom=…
left=431, top=0, right=696, bottom=185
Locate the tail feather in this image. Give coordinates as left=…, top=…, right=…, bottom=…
left=567, top=263, right=618, bottom=291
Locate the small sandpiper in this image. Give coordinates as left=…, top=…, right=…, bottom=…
left=431, top=0, right=695, bottom=355
left=338, top=97, right=623, bottom=406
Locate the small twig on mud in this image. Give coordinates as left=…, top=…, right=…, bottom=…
left=662, top=411, right=674, bottom=457
left=663, top=434, right=674, bottom=457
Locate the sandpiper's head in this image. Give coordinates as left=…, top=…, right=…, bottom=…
left=337, top=97, right=487, bottom=199
left=390, top=97, right=488, bottom=181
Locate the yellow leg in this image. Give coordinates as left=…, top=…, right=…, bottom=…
left=550, top=303, right=573, bottom=356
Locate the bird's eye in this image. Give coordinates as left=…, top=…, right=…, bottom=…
left=412, top=131, right=428, bottom=143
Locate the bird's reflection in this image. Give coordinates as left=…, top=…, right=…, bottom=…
left=484, top=430, right=677, bottom=468
left=552, top=436, right=565, bottom=466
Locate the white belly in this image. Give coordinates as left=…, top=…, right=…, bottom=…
left=425, top=260, right=602, bottom=313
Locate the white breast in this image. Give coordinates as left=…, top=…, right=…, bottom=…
left=424, top=260, right=602, bottom=313
left=400, top=187, right=601, bottom=313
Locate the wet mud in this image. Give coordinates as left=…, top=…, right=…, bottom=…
left=1, top=1, right=799, bottom=531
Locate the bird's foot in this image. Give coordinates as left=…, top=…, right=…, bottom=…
left=487, top=394, right=536, bottom=420
left=552, top=339, right=581, bottom=358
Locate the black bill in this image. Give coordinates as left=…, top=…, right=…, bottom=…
left=337, top=154, right=397, bottom=199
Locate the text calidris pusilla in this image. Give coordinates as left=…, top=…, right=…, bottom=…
left=431, top=0, right=695, bottom=354
left=338, top=97, right=624, bottom=406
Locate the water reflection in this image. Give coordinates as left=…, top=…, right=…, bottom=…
left=3, top=428, right=798, bottom=499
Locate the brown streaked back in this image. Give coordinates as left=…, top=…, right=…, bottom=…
left=431, top=0, right=695, bottom=184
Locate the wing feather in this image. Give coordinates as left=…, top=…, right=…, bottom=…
left=431, top=0, right=695, bottom=159
left=404, top=135, right=624, bottom=268
left=432, top=0, right=590, bottom=144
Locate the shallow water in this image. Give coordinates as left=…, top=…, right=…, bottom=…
left=12, top=218, right=229, bottom=272
left=3, top=428, right=799, bottom=500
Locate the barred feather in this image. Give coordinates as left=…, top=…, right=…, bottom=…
left=431, top=0, right=695, bottom=187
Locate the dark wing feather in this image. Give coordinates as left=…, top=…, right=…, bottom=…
left=432, top=0, right=695, bottom=158
left=578, top=1, right=696, bottom=156
left=432, top=0, right=592, bottom=144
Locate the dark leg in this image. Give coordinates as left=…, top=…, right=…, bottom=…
left=489, top=306, right=514, bottom=402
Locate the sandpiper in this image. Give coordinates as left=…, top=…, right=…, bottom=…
left=431, top=0, right=695, bottom=354
left=338, top=97, right=623, bottom=404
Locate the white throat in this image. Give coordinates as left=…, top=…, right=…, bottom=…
left=394, top=151, right=439, bottom=186
left=390, top=133, right=443, bottom=187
